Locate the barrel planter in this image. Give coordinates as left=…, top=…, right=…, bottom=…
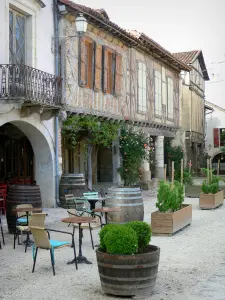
left=199, top=190, right=224, bottom=209
left=59, top=173, right=86, bottom=208
left=6, top=184, right=42, bottom=233
left=105, top=187, right=144, bottom=224
left=96, top=245, right=160, bottom=296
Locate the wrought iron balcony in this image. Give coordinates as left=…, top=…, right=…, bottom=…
left=0, top=64, right=62, bottom=107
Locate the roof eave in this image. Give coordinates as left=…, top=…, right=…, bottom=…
left=35, top=0, right=46, bottom=8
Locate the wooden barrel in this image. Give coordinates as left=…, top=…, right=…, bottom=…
left=59, top=173, right=86, bottom=208
left=96, top=245, right=160, bottom=296
left=6, top=184, right=42, bottom=233
left=105, top=187, right=144, bottom=224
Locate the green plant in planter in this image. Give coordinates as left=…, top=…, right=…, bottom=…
left=126, top=221, right=151, bottom=253
left=99, top=224, right=119, bottom=251
left=156, top=180, right=184, bottom=212
left=201, top=168, right=220, bottom=194
left=104, top=225, right=138, bottom=255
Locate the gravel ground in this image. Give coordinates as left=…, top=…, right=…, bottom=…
left=1, top=192, right=225, bottom=300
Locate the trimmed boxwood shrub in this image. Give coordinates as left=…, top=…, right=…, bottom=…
left=126, top=221, right=151, bottom=253
left=99, top=224, right=119, bottom=251
left=104, top=225, right=138, bottom=255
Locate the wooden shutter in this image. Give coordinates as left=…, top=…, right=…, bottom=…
left=213, top=128, right=220, bottom=148
left=102, top=47, right=108, bottom=93
left=94, top=44, right=102, bottom=91
left=78, top=37, right=87, bottom=87
left=114, top=53, right=123, bottom=95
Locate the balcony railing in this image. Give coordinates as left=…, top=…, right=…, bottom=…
left=0, top=64, right=62, bottom=106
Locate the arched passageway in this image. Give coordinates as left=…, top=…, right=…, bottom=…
left=212, top=152, right=225, bottom=174
left=0, top=118, right=55, bottom=207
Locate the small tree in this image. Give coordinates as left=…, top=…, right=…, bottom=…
left=62, top=115, right=120, bottom=190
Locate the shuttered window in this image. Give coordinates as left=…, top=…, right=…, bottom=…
left=167, top=77, right=174, bottom=119
left=213, top=128, right=220, bottom=148
left=137, top=62, right=147, bottom=112
left=154, top=70, right=162, bottom=116
left=78, top=37, right=94, bottom=89
left=102, top=47, right=113, bottom=94
left=114, top=54, right=123, bottom=95
left=94, top=44, right=102, bottom=91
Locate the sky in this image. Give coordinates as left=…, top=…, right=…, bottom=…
left=74, top=0, right=225, bottom=107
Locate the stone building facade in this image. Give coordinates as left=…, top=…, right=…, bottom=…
left=0, top=0, right=62, bottom=207
left=57, top=0, right=190, bottom=186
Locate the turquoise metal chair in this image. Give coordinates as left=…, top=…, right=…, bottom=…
left=30, top=227, right=77, bottom=275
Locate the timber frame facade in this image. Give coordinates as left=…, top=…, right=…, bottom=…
left=57, top=0, right=190, bottom=183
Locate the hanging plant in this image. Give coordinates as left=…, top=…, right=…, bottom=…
left=118, top=126, right=154, bottom=186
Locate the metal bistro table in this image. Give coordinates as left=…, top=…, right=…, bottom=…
left=13, top=207, right=42, bottom=246
left=62, top=216, right=94, bottom=265
left=87, top=197, right=106, bottom=210
left=93, top=207, right=121, bottom=225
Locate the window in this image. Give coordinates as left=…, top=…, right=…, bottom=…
left=167, top=77, right=174, bottom=119
left=154, top=70, right=162, bottom=116
left=103, top=47, right=122, bottom=95
left=9, top=9, right=26, bottom=64
left=79, top=37, right=94, bottom=89
left=137, top=62, right=147, bottom=112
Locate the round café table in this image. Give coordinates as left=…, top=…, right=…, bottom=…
left=93, top=207, right=121, bottom=225
left=62, top=216, right=95, bottom=265
left=87, top=197, right=106, bottom=210
left=13, top=207, right=42, bottom=246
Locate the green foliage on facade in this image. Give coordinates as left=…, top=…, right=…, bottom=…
left=118, top=126, right=153, bottom=186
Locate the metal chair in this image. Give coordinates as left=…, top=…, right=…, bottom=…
left=14, top=213, right=47, bottom=253
left=0, top=216, right=5, bottom=249
left=30, top=227, right=77, bottom=275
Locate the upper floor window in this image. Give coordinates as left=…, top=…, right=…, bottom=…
left=78, top=39, right=123, bottom=95
left=79, top=37, right=94, bottom=89
left=154, top=70, right=162, bottom=116
left=167, top=77, right=174, bottom=119
left=9, top=9, right=26, bottom=64
left=137, top=62, right=147, bottom=112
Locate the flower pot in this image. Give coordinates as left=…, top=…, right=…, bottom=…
left=151, top=204, right=192, bottom=235
left=199, top=190, right=224, bottom=209
left=96, top=245, right=160, bottom=296
left=105, top=187, right=144, bottom=224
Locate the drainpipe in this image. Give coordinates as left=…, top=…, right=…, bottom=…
left=53, top=0, right=60, bottom=207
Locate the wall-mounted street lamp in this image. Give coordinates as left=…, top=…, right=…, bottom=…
left=75, top=13, right=88, bottom=35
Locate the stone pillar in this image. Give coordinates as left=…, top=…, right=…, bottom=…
left=155, top=136, right=164, bottom=179
left=141, top=159, right=151, bottom=189
left=112, top=131, right=121, bottom=186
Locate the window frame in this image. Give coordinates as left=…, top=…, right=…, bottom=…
left=137, top=61, right=147, bottom=113
left=9, top=8, right=26, bottom=65
left=154, top=69, right=162, bottom=118
left=167, top=76, right=174, bottom=121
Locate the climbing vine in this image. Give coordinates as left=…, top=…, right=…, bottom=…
left=118, top=126, right=153, bottom=186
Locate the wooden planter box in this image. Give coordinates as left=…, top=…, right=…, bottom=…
left=151, top=204, right=192, bottom=235
left=96, top=245, right=160, bottom=296
left=199, top=190, right=224, bottom=209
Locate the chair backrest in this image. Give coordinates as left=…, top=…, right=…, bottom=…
left=74, top=197, right=90, bottom=212
left=65, top=194, right=75, bottom=201
left=15, top=204, right=33, bottom=218
left=29, top=213, right=46, bottom=228
left=29, top=227, right=51, bottom=249
left=83, top=192, right=99, bottom=199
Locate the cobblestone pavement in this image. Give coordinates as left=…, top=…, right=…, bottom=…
left=1, top=191, right=225, bottom=300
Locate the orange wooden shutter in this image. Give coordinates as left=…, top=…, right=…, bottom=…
left=78, top=37, right=87, bottom=87
left=114, top=53, right=123, bottom=95
left=213, top=128, right=220, bottom=148
left=94, top=44, right=102, bottom=91
left=102, top=47, right=108, bottom=93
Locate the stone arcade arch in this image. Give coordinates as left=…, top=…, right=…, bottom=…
left=0, top=112, right=55, bottom=207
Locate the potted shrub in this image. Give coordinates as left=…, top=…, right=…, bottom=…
left=96, top=221, right=160, bottom=296
left=151, top=178, right=192, bottom=235
left=106, top=127, right=153, bottom=224
left=199, top=168, right=224, bottom=209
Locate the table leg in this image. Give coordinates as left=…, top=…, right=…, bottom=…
left=105, top=212, right=108, bottom=224
left=67, top=223, right=92, bottom=265
left=23, top=211, right=34, bottom=247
